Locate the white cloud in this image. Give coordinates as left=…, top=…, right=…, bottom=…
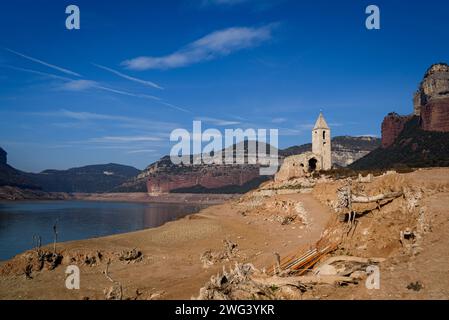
left=89, top=136, right=163, bottom=143
left=59, top=80, right=191, bottom=112
left=126, top=149, right=156, bottom=154
left=358, top=134, right=380, bottom=138
left=8, top=63, right=189, bottom=113
left=271, top=117, right=287, bottom=124
left=122, top=24, right=275, bottom=70
left=92, top=63, right=163, bottom=90
left=61, top=80, right=97, bottom=91
left=196, top=116, right=241, bottom=126
left=60, top=79, right=160, bottom=99
left=5, top=48, right=81, bottom=77
left=27, top=109, right=178, bottom=131
left=5, top=66, right=72, bottom=81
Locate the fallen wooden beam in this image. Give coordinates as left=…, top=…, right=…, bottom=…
left=317, top=255, right=386, bottom=266
left=254, top=275, right=358, bottom=287
left=352, top=191, right=403, bottom=203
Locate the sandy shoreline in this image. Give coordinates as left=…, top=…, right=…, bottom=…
left=0, top=190, right=333, bottom=299
left=72, top=192, right=239, bottom=205
left=0, top=188, right=239, bottom=205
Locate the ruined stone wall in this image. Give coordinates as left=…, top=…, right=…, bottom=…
left=274, top=152, right=321, bottom=182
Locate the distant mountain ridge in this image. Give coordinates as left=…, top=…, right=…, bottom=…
left=116, top=136, right=381, bottom=193
left=0, top=136, right=381, bottom=194
left=0, top=152, right=140, bottom=193
left=29, top=163, right=140, bottom=193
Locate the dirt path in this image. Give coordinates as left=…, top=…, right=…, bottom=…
left=0, top=192, right=332, bottom=300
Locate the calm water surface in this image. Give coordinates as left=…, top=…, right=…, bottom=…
left=0, top=200, right=204, bottom=261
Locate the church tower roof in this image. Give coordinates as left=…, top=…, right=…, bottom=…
left=313, top=112, right=329, bottom=130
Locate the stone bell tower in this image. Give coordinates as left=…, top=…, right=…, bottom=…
left=312, top=112, right=332, bottom=170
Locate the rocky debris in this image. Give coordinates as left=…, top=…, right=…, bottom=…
left=313, top=255, right=384, bottom=278
left=200, top=240, right=239, bottom=268
left=399, top=228, right=416, bottom=251
left=62, top=250, right=105, bottom=267
left=38, top=251, right=63, bottom=271
left=148, top=291, right=166, bottom=300
left=268, top=200, right=306, bottom=225
left=264, top=177, right=317, bottom=193
left=294, top=202, right=309, bottom=226
left=236, top=194, right=309, bottom=226
left=195, top=263, right=279, bottom=300
left=358, top=173, right=373, bottom=183
left=104, top=283, right=123, bottom=300
left=323, top=171, right=443, bottom=283
left=103, top=259, right=123, bottom=300
left=0, top=249, right=63, bottom=279
left=407, top=281, right=424, bottom=292
left=0, top=246, right=144, bottom=278
left=195, top=257, right=383, bottom=300
left=237, top=192, right=266, bottom=209
left=119, top=248, right=142, bottom=263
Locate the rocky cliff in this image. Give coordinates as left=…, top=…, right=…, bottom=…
left=381, top=113, right=413, bottom=148
left=381, top=63, right=449, bottom=149
left=413, top=63, right=449, bottom=116
left=146, top=162, right=265, bottom=194
left=135, top=152, right=265, bottom=194
left=352, top=63, right=449, bottom=169
left=420, top=97, right=449, bottom=132
left=331, top=136, right=381, bottom=167
left=351, top=116, right=449, bottom=170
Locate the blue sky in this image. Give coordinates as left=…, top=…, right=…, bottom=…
left=1, top=0, right=448, bottom=172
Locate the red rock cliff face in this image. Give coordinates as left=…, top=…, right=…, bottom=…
left=420, top=97, right=449, bottom=132
left=146, top=165, right=261, bottom=194
left=381, top=63, right=449, bottom=147
left=381, top=113, right=412, bottom=148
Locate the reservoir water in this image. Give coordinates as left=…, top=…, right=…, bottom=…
left=0, top=200, right=203, bottom=261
